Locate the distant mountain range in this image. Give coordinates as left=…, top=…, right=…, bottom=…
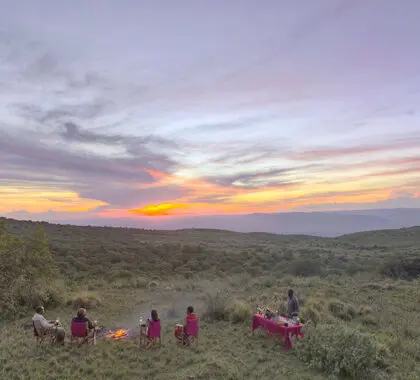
left=4, top=208, right=420, bottom=237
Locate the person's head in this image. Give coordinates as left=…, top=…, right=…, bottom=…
left=151, top=309, right=159, bottom=321
left=288, top=289, right=294, bottom=298
left=77, top=308, right=87, bottom=318
left=187, top=306, right=194, bottom=314
left=35, top=306, right=45, bottom=315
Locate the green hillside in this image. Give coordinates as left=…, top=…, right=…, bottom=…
left=1, top=217, right=420, bottom=379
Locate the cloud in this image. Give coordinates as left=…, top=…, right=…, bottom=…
left=212, top=144, right=282, bottom=165
left=59, top=122, right=179, bottom=152
left=288, top=135, right=420, bottom=161
left=362, top=167, right=420, bottom=179
left=296, top=193, right=420, bottom=212
left=0, top=130, right=170, bottom=180
left=181, top=115, right=273, bottom=133
left=205, top=166, right=310, bottom=188
left=0, top=33, right=187, bottom=214
left=0, top=128, right=181, bottom=211
left=79, top=185, right=188, bottom=208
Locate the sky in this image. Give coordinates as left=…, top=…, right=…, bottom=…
left=1, top=0, right=420, bottom=224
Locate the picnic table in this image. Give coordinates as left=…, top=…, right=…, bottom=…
left=251, top=314, right=303, bottom=350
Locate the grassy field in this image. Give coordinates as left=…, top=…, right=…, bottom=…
left=1, top=217, right=420, bottom=379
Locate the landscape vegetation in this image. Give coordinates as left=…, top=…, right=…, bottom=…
left=1, top=216, right=420, bottom=379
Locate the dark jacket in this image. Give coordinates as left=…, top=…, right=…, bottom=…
left=72, top=316, right=94, bottom=330
left=287, top=296, right=300, bottom=317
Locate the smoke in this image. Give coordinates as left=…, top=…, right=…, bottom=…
left=112, top=289, right=206, bottom=339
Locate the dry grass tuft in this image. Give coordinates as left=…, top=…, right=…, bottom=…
left=69, top=292, right=102, bottom=310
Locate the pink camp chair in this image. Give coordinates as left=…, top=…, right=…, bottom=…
left=146, top=320, right=161, bottom=347
left=184, top=318, right=199, bottom=345
left=71, top=320, right=91, bottom=345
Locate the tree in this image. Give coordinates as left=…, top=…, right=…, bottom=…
left=0, top=223, right=60, bottom=318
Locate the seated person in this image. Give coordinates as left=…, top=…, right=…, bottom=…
left=181, top=306, right=197, bottom=344
left=149, top=309, right=159, bottom=322
left=142, top=310, right=160, bottom=343
left=72, top=308, right=96, bottom=339
left=143, top=310, right=160, bottom=334
left=32, top=305, right=65, bottom=344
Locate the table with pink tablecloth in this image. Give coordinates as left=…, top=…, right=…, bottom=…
left=252, top=314, right=303, bottom=350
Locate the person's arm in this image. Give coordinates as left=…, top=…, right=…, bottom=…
left=39, top=315, right=54, bottom=329
left=87, top=317, right=94, bottom=330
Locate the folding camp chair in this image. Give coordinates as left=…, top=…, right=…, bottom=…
left=184, top=317, right=199, bottom=346
left=145, top=320, right=162, bottom=347
left=71, top=320, right=96, bottom=345
left=33, top=321, right=56, bottom=345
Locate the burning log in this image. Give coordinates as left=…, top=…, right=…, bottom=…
left=105, top=329, right=129, bottom=340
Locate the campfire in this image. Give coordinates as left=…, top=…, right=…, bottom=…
left=105, top=329, right=129, bottom=340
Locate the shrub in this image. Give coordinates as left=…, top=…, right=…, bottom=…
left=148, top=280, right=159, bottom=290
left=0, top=223, right=61, bottom=318
left=203, top=288, right=230, bottom=322
left=295, top=324, right=379, bottom=378
left=379, top=257, right=420, bottom=279
left=361, top=315, right=378, bottom=327
left=227, top=300, right=252, bottom=324
left=300, top=305, right=321, bottom=325
left=328, top=299, right=345, bottom=315
left=289, top=259, right=322, bottom=277
left=328, top=299, right=356, bottom=321
left=358, top=305, right=373, bottom=316
left=69, top=292, right=102, bottom=310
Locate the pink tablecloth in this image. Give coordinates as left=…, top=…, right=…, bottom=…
left=252, top=314, right=303, bottom=350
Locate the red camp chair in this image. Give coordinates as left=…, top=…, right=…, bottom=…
left=71, top=320, right=92, bottom=345
left=184, top=317, right=199, bottom=345
left=146, top=320, right=162, bottom=347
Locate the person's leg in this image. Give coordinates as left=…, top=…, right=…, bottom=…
left=55, top=327, right=66, bottom=344
left=87, top=329, right=95, bottom=344
left=182, top=332, right=190, bottom=345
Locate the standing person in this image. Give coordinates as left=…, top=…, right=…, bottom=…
left=287, top=289, right=300, bottom=318
left=32, top=306, right=66, bottom=344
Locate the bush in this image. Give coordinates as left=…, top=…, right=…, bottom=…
left=361, top=315, right=378, bottom=327
left=203, top=288, right=230, bottom=322
left=227, top=300, right=252, bottom=324
left=362, top=282, right=385, bottom=291
left=358, top=305, right=373, bottom=316
left=379, top=257, right=420, bottom=279
left=148, top=280, right=159, bottom=290
left=300, top=305, right=321, bottom=325
left=328, top=299, right=356, bottom=321
left=289, top=259, right=322, bottom=277
left=295, top=324, right=379, bottom=378
left=0, top=223, right=61, bottom=318
left=69, top=292, right=102, bottom=310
